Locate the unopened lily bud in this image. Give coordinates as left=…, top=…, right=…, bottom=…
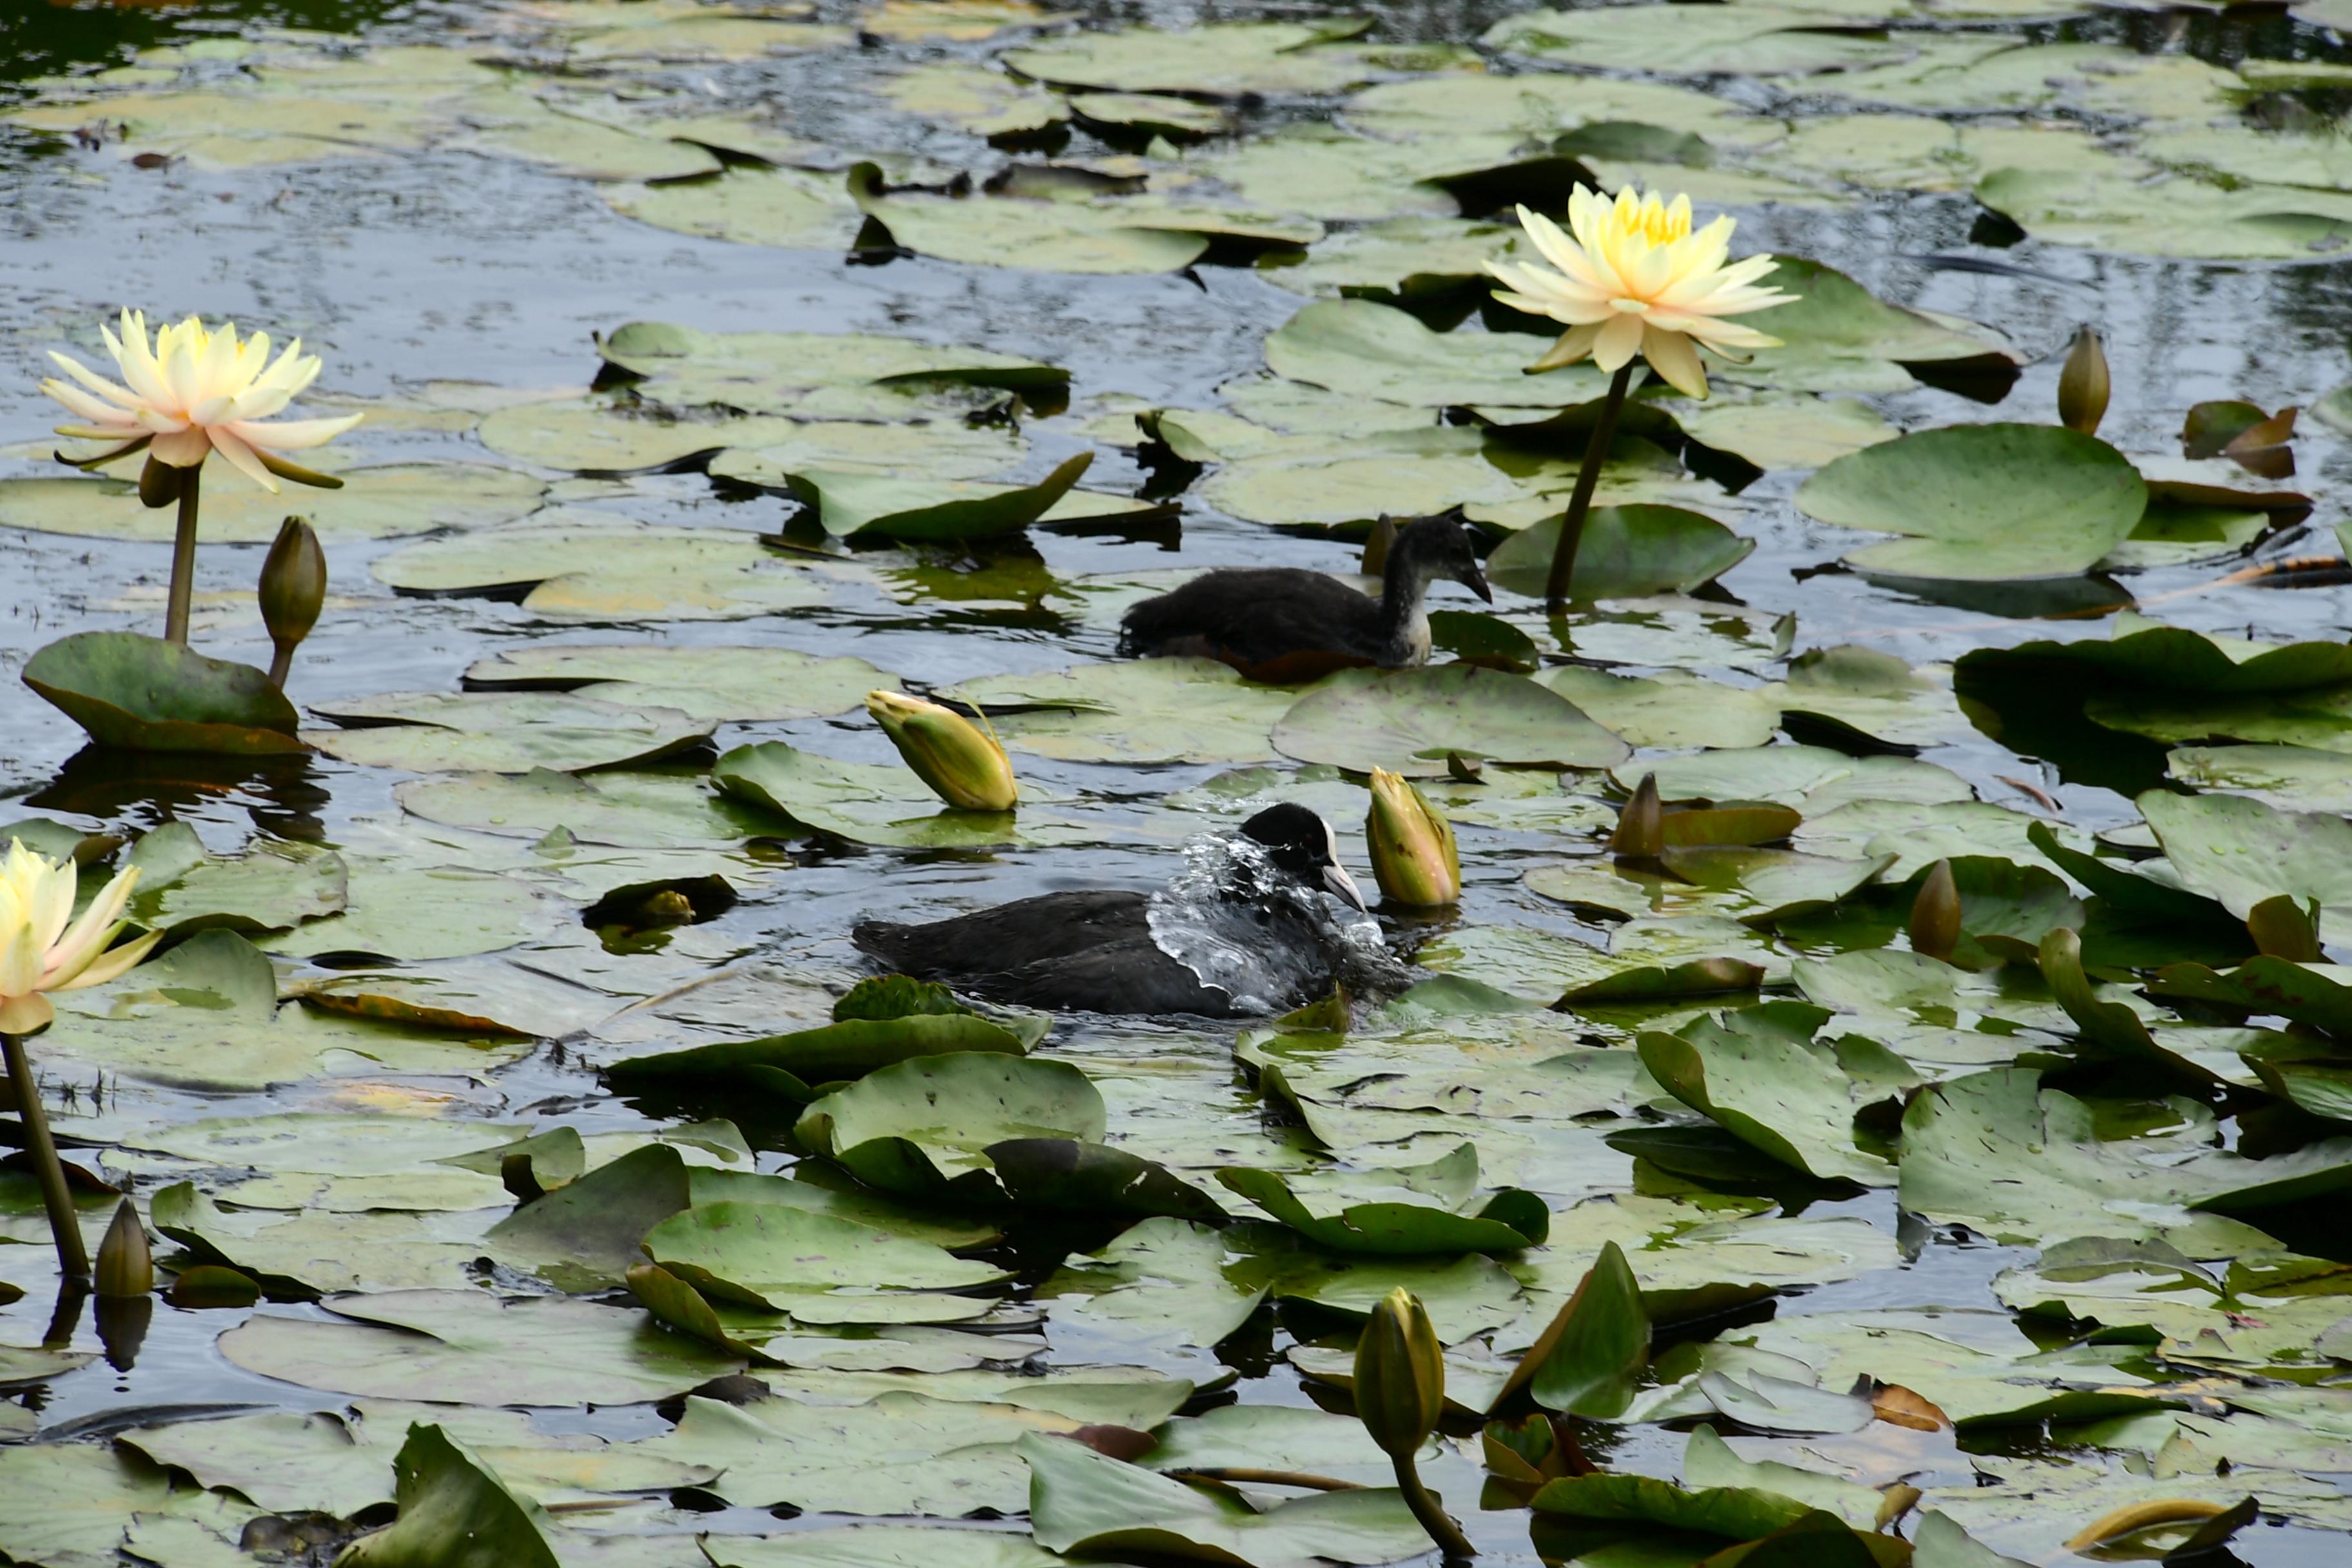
left=2058, top=327, right=2109, bottom=436
left=1354, top=1286, right=1444, bottom=1459
left=867, top=690, right=1017, bottom=812
left=1909, top=859, right=1961, bottom=961
left=137, top=454, right=184, bottom=509
left=1609, top=774, right=1662, bottom=859
left=95, top=1198, right=153, bottom=1298
left=1366, top=768, right=1459, bottom=907
left=1362, top=516, right=1398, bottom=578
left=260, top=517, right=326, bottom=687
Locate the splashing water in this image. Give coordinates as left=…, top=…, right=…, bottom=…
left=1146, top=828, right=1406, bottom=1014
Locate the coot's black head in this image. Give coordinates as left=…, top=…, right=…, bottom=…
left=1239, top=803, right=1368, bottom=912
left=1389, top=512, right=1491, bottom=603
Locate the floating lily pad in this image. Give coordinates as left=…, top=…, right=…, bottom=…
left=1219, top=1142, right=1547, bottom=1255
left=1023, top=1431, right=1431, bottom=1567
left=1002, top=19, right=1379, bottom=97
left=373, top=517, right=829, bottom=621
left=598, top=319, right=1068, bottom=413
left=712, top=740, right=1070, bottom=848
left=1489, top=505, right=1754, bottom=601
left=942, top=658, right=1298, bottom=765
left=219, top=1288, right=742, bottom=1403
left=463, top=643, right=897, bottom=723
left=0, top=463, right=542, bottom=544
left=1796, top=424, right=2147, bottom=581
left=607, top=1011, right=1034, bottom=1097
left=1266, top=300, right=1605, bottom=407
left=607, top=166, right=865, bottom=250
left=1274, top=665, right=1630, bottom=776
left=796, top=1053, right=1108, bottom=1202
left=23, top=631, right=305, bottom=756
left=641, top=1202, right=1009, bottom=1313
left=304, top=691, right=713, bottom=774
left=1639, top=1003, right=1901, bottom=1185
left=789, top=451, right=1093, bottom=540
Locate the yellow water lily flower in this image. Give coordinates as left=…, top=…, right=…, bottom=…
left=41, top=309, right=362, bottom=492
left=1487, top=188, right=1794, bottom=398
left=0, top=841, right=162, bottom=1035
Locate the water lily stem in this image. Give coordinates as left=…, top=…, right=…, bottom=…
left=2, top=1032, right=89, bottom=1280
left=268, top=640, right=296, bottom=688
left=1392, top=1451, right=1476, bottom=1560
left=163, top=463, right=202, bottom=647
left=1544, top=362, right=1635, bottom=616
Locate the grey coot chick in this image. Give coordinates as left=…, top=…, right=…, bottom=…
left=850, top=803, right=1379, bottom=1017
left=1117, top=511, right=1491, bottom=683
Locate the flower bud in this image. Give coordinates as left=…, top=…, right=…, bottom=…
left=260, top=516, right=328, bottom=651
left=1354, top=1286, right=1444, bottom=1458
left=867, top=690, right=1017, bottom=812
left=1362, top=515, right=1398, bottom=578
left=1609, top=774, right=1662, bottom=859
left=137, top=454, right=184, bottom=509
left=1908, top=859, right=1961, bottom=961
left=1366, top=768, right=1459, bottom=907
left=95, top=1197, right=153, bottom=1298
left=2058, top=327, right=2109, bottom=436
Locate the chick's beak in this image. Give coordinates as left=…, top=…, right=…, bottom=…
left=1458, top=560, right=1493, bottom=603
left=1322, top=860, right=1371, bottom=914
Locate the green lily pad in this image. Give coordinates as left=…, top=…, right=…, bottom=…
left=1724, top=257, right=2014, bottom=395
left=1639, top=1003, right=1902, bottom=1185
left=711, top=740, right=1066, bottom=848
left=1978, top=163, right=2352, bottom=261
left=607, top=1010, right=1034, bottom=1096
left=150, top=1182, right=493, bottom=1295
left=397, top=766, right=772, bottom=848
left=125, top=825, right=348, bottom=933
left=1266, top=300, right=1605, bottom=407
left=880, top=60, right=1071, bottom=139
left=462, top=643, right=897, bottom=724
left=597, top=319, right=1069, bottom=412
left=640, top=1200, right=1008, bottom=1313
left=1489, top=505, right=1755, bottom=601
left=1002, top=18, right=1380, bottom=97
left=796, top=1053, right=1107, bottom=1202
left=0, top=1446, right=259, bottom=1568
left=1022, top=1431, right=1431, bottom=1567
left=23, top=631, right=305, bottom=755
left=1527, top=1471, right=1812, bottom=1540
left=705, top=1525, right=1062, bottom=1568
left=1218, top=1142, right=1546, bottom=1255
left=848, top=164, right=1209, bottom=275
left=985, top=1139, right=1227, bottom=1222
left=941, top=658, right=1298, bottom=765
left=219, top=1288, right=741, bottom=1402
left=478, top=401, right=1012, bottom=476
left=0, top=462, right=543, bottom=544
left=304, top=691, right=713, bottom=774
left=1486, top=5, right=1908, bottom=76
left=1273, top=665, right=1630, bottom=776
left=1035, top=1217, right=1270, bottom=1353
left=788, top=451, right=1093, bottom=540
left=1796, top=424, right=2146, bottom=580
left=1538, top=668, right=1779, bottom=750
left=373, top=516, right=830, bottom=621
left=333, top=1424, right=562, bottom=1568
left=607, top=166, right=865, bottom=250
left=2139, top=788, right=2352, bottom=942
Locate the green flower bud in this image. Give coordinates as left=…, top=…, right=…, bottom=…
left=1354, top=1286, right=1444, bottom=1458
left=1366, top=767, right=1459, bottom=908
left=1908, top=858, right=1961, bottom=961
left=95, top=1197, right=153, bottom=1298
left=867, top=689, right=1018, bottom=812
left=1609, top=774, right=1663, bottom=859
left=2058, top=327, right=2109, bottom=437
left=260, top=516, right=328, bottom=651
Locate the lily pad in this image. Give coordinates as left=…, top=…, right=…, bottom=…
left=373, top=517, right=829, bottom=622
left=1002, top=19, right=1381, bottom=97
left=23, top=631, right=304, bottom=755
left=641, top=1201, right=1009, bottom=1313
left=1488, top=505, right=1754, bottom=600
left=1273, top=665, right=1630, bottom=776
left=463, top=643, right=898, bottom=724
left=217, top=1289, right=743, bottom=1403
left=712, top=740, right=1062, bottom=848
left=796, top=1053, right=1108, bottom=1201
left=1796, top=424, right=2147, bottom=581
left=1638, top=1003, right=1901, bottom=1185
left=597, top=320, right=1069, bottom=412
left=0, top=462, right=543, bottom=544
left=789, top=452, right=1094, bottom=540
left=304, top=691, right=713, bottom=774
left=1022, top=1431, right=1431, bottom=1567
left=941, top=658, right=1298, bottom=765
left=1218, top=1142, right=1547, bottom=1255
left=1266, top=300, right=1605, bottom=407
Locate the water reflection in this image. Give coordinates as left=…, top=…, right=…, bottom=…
left=24, top=745, right=333, bottom=839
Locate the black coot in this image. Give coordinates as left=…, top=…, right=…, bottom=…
left=1117, top=511, right=1491, bottom=682
left=851, top=803, right=1375, bottom=1017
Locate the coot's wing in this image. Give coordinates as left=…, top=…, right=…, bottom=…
left=969, top=933, right=1237, bottom=1015
left=1119, top=569, right=1383, bottom=666
left=852, top=889, right=1153, bottom=974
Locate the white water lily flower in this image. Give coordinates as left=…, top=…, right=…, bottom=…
left=1487, top=188, right=1795, bottom=398
left=0, top=841, right=162, bottom=1035
left=41, top=309, right=362, bottom=492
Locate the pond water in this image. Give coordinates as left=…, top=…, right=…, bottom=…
left=6, top=0, right=2352, bottom=1564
